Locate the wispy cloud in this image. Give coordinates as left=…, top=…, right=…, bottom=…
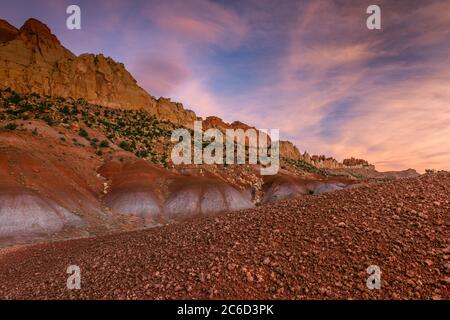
left=227, top=0, right=450, bottom=172
left=142, top=0, right=248, bottom=47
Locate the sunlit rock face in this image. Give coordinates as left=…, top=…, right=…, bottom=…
left=0, top=19, right=197, bottom=128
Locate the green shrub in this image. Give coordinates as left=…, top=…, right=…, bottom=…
left=79, top=128, right=89, bottom=139
left=8, top=93, right=22, bottom=104
left=99, top=140, right=109, bottom=148
left=5, top=122, right=18, bottom=130
left=119, top=141, right=132, bottom=151
left=61, top=105, right=71, bottom=115
left=136, top=150, right=149, bottom=158
left=43, top=115, right=55, bottom=126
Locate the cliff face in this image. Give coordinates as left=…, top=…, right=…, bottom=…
left=279, top=141, right=302, bottom=160
left=0, top=18, right=377, bottom=170
left=0, top=19, right=18, bottom=43
left=0, top=19, right=196, bottom=128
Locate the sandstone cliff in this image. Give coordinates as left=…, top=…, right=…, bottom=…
left=0, top=19, right=196, bottom=128
left=0, top=19, right=18, bottom=43
left=0, top=18, right=375, bottom=170
left=279, top=141, right=302, bottom=160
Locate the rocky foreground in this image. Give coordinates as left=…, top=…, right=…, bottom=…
left=0, top=172, right=448, bottom=300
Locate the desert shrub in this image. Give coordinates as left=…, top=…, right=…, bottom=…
left=99, top=140, right=109, bottom=148
left=8, top=93, right=22, bottom=104
left=96, top=150, right=103, bottom=156
left=119, top=141, right=132, bottom=151
left=43, top=115, right=55, bottom=126
left=79, top=128, right=89, bottom=139
left=61, top=105, right=71, bottom=115
left=5, top=122, right=18, bottom=130
left=20, top=104, right=33, bottom=113
left=37, top=103, right=47, bottom=112
left=136, top=150, right=149, bottom=158
left=161, top=154, right=168, bottom=168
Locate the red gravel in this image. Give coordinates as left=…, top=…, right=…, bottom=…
left=0, top=173, right=448, bottom=300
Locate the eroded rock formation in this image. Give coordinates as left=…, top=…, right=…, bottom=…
left=0, top=19, right=196, bottom=128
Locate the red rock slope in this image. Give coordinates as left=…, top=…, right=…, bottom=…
left=0, top=172, right=448, bottom=299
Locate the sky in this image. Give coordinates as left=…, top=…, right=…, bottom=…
left=1, top=0, right=450, bottom=172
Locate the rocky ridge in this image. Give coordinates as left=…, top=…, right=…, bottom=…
left=0, top=19, right=196, bottom=128
left=1, top=18, right=378, bottom=169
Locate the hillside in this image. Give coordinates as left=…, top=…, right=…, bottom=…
left=0, top=172, right=448, bottom=299
left=0, top=18, right=196, bottom=128
left=0, top=18, right=404, bottom=172
left=0, top=18, right=421, bottom=248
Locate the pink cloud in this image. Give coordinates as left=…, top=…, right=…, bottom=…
left=143, top=0, right=248, bottom=47
left=131, top=54, right=190, bottom=98
left=218, top=0, right=450, bottom=172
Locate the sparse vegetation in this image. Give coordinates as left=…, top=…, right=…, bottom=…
left=79, top=127, right=89, bottom=139
left=284, top=158, right=335, bottom=176
left=4, top=122, right=18, bottom=130
left=8, top=93, right=22, bottom=104
left=119, top=141, right=132, bottom=151
left=99, top=140, right=109, bottom=148
left=42, top=114, right=55, bottom=126
left=0, top=89, right=201, bottom=168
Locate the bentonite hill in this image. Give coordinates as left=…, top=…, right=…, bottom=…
left=0, top=172, right=448, bottom=299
